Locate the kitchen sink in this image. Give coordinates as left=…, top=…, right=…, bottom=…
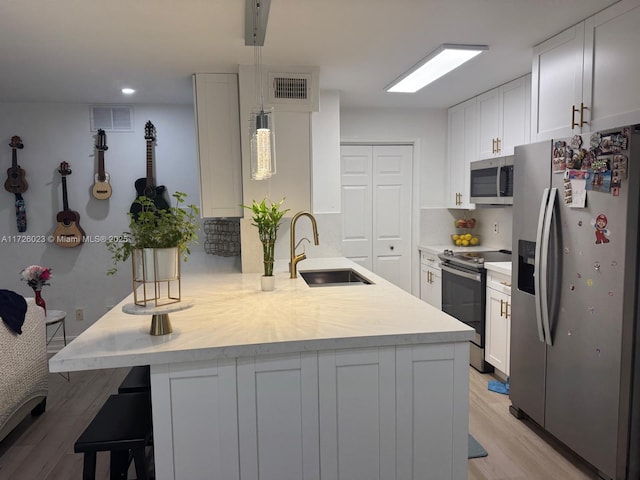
left=300, top=268, right=373, bottom=287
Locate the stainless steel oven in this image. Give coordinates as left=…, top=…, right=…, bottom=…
left=438, top=249, right=511, bottom=373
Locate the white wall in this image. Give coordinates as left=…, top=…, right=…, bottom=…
left=0, top=102, right=202, bottom=340
left=311, top=91, right=341, bottom=214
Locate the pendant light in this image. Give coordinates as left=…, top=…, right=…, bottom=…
left=249, top=0, right=276, bottom=180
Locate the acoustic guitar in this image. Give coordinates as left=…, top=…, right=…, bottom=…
left=91, top=129, right=112, bottom=200
left=5, top=136, right=28, bottom=194
left=130, top=121, right=170, bottom=219
left=53, top=161, right=85, bottom=247
left=5, top=136, right=28, bottom=232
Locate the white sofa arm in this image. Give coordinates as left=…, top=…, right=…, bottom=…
left=0, top=297, right=49, bottom=442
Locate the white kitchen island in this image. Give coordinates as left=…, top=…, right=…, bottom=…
left=50, top=257, right=474, bottom=480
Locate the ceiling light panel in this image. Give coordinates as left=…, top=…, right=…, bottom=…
left=386, top=44, right=488, bottom=93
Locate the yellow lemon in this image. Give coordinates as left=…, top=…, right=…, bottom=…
left=462, top=239, right=470, bottom=246
left=455, top=239, right=462, bottom=246
left=452, top=234, right=459, bottom=241
left=465, top=233, right=472, bottom=240
left=470, top=237, right=479, bottom=246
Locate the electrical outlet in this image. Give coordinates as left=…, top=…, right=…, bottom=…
left=493, top=222, right=499, bottom=234
left=75, top=308, right=84, bottom=321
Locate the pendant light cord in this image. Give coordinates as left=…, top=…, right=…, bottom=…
left=253, top=1, right=265, bottom=112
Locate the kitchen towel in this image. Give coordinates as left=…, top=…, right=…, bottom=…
left=488, top=378, right=510, bottom=395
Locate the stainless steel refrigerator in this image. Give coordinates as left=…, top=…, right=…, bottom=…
left=510, top=126, right=640, bottom=480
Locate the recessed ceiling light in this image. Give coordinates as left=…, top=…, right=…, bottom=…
left=121, top=88, right=136, bottom=95
left=385, top=44, right=488, bottom=93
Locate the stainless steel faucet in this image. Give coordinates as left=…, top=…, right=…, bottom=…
left=290, top=211, right=319, bottom=278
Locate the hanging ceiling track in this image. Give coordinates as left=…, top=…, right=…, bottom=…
left=244, top=0, right=271, bottom=46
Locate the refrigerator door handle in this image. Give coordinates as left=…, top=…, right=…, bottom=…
left=540, top=187, right=557, bottom=346
left=534, top=188, right=550, bottom=343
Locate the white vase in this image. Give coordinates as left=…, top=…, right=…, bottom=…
left=261, top=275, right=275, bottom=291
left=133, top=247, right=179, bottom=282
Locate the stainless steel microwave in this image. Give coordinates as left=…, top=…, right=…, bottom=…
left=469, top=156, right=514, bottom=205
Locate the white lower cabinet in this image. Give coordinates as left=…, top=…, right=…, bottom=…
left=151, top=343, right=469, bottom=480
left=420, top=251, right=442, bottom=309
left=485, top=271, right=512, bottom=376
left=318, top=347, right=396, bottom=480
left=151, top=360, right=240, bottom=480
left=237, top=353, right=320, bottom=480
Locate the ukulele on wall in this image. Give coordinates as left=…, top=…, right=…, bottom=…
left=130, top=120, right=170, bottom=219
left=91, top=129, right=112, bottom=200
left=53, top=161, right=85, bottom=247
left=4, top=136, right=28, bottom=232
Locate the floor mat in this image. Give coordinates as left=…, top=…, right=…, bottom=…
left=468, top=434, right=488, bottom=458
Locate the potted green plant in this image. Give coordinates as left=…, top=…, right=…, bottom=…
left=106, top=191, right=200, bottom=278
left=243, top=197, right=289, bottom=290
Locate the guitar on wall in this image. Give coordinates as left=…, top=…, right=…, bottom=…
left=4, top=136, right=28, bottom=232
left=91, top=129, right=112, bottom=200
left=53, top=161, right=85, bottom=247
left=130, top=120, right=170, bottom=219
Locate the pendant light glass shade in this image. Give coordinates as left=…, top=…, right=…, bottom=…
left=248, top=0, right=275, bottom=181
left=250, top=107, right=276, bottom=180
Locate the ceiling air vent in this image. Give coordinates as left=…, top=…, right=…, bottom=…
left=266, top=67, right=319, bottom=112
left=90, top=105, right=134, bottom=132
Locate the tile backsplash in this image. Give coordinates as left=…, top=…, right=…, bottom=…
left=420, top=206, right=513, bottom=250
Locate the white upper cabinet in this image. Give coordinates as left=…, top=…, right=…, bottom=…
left=532, top=0, right=640, bottom=141
left=447, top=97, right=477, bottom=209
left=193, top=73, right=243, bottom=217
left=585, top=0, right=640, bottom=131
left=477, top=75, right=530, bottom=159
left=531, top=24, right=585, bottom=141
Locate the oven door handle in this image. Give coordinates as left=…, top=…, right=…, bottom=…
left=441, top=264, right=482, bottom=282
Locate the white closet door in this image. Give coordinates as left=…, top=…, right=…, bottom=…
left=341, top=144, right=413, bottom=291
left=341, top=145, right=373, bottom=269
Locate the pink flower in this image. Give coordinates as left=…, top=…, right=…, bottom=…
left=20, top=265, right=52, bottom=290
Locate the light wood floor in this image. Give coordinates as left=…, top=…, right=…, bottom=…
left=0, top=365, right=599, bottom=480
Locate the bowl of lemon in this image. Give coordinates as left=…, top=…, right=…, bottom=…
left=451, top=233, right=480, bottom=247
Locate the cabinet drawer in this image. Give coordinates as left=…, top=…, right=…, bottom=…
left=487, top=271, right=511, bottom=295
left=420, top=252, right=440, bottom=269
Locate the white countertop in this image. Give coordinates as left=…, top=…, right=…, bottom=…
left=484, top=261, right=512, bottom=276
left=49, top=257, right=474, bottom=373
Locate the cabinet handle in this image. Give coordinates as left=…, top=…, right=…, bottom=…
left=496, top=138, right=501, bottom=153
left=505, top=301, right=510, bottom=319
left=571, top=105, right=580, bottom=129
left=500, top=299, right=505, bottom=317
left=491, top=138, right=496, bottom=154
left=455, top=192, right=461, bottom=206
left=580, top=102, right=588, bottom=126
left=429, top=271, right=433, bottom=284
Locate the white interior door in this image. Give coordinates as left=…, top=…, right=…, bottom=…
left=341, top=144, right=412, bottom=291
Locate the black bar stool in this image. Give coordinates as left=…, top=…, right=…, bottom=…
left=118, top=365, right=151, bottom=394
left=74, top=392, right=152, bottom=480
